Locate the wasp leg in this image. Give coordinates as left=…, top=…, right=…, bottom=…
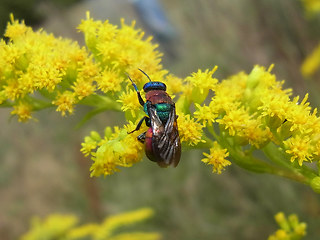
left=137, top=132, right=146, bottom=143
left=127, top=74, right=145, bottom=106
left=128, top=116, right=149, bottom=134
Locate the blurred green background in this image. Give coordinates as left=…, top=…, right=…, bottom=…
left=1, top=0, right=320, bottom=239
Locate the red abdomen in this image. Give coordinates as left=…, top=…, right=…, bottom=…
left=145, top=128, right=156, bottom=162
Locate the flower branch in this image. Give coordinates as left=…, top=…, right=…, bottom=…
left=1, top=13, right=320, bottom=192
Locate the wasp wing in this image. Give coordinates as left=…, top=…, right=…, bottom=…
left=148, top=105, right=164, bottom=137
left=148, top=104, right=181, bottom=167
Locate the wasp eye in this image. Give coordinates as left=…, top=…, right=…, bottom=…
left=143, top=82, right=166, bottom=92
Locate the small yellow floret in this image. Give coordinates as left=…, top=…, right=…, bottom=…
left=81, top=136, right=98, bottom=157
left=216, top=107, right=251, bottom=136
left=11, top=102, right=33, bottom=122
left=177, top=113, right=205, bottom=146
left=194, top=103, right=217, bottom=126
left=284, top=135, right=314, bottom=166
left=72, top=79, right=96, bottom=100
left=164, top=74, right=184, bottom=95
left=3, top=81, right=24, bottom=100
left=4, top=14, right=29, bottom=41
left=98, top=69, right=123, bottom=93
left=117, top=89, right=142, bottom=118
left=185, top=66, right=218, bottom=92
left=202, top=142, right=231, bottom=174
left=52, top=91, right=76, bottom=116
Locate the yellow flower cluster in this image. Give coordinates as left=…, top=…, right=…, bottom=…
left=77, top=12, right=166, bottom=92
left=268, top=212, right=307, bottom=240
left=1, top=13, right=184, bottom=176
left=21, top=208, right=160, bottom=240
left=177, top=113, right=205, bottom=146
left=75, top=14, right=215, bottom=175
left=2, top=14, right=320, bottom=185
left=194, top=65, right=320, bottom=169
left=81, top=122, right=145, bottom=176
left=0, top=14, right=98, bottom=120
left=0, top=12, right=165, bottom=122
left=20, top=214, right=78, bottom=240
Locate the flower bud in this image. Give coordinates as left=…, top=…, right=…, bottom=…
left=310, top=176, right=320, bottom=193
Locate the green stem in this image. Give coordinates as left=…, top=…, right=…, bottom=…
left=38, top=89, right=57, bottom=100
left=220, top=136, right=274, bottom=174
left=79, top=94, right=121, bottom=111
left=228, top=141, right=310, bottom=183
left=263, top=142, right=317, bottom=182
left=206, top=122, right=311, bottom=183
left=206, top=122, right=219, bottom=140
left=29, top=97, right=53, bottom=111
left=0, top=101, right=13, bottom=107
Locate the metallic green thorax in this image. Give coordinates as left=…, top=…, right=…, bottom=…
left=144, top=102, right=172, bottom=123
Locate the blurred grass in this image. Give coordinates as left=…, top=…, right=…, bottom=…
left=1, top=0, right=320, bottom=239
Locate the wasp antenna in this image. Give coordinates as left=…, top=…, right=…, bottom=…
left=126, top=73, right=139, bottom=92
left=138, top=68, right=152, bottom=82
left=125, top=72, right=133, bottom=83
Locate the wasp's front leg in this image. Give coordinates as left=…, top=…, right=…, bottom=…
left=128, top=116, right=150, bottom=134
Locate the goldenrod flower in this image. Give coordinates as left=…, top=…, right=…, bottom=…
left=258, top=91, right=291, bottom=124
left=284, top=135, right=314, bottom=166
left=208, top=71, right=246, bottom=115
left=89, top=122, right=145, bottom=177
left=99, top=68, right=123, bottom=93
left=52, top=91, right=76, bottom=116
left=72, top=79, right=96, bottom=100
left=202, top=141, right=231, bottom=174
left=94, top=208, right=154, bottom=239
left=194, top=103, right=217, bottom=126
left=185, top=67, right=218, bottom=104
left=80, top=131, right=101, bottom=157
left=21, top=208, right=159, bottom=240
left=177, top=113, right=205, bottom=146
left=117, top=89, right=143, bottom=119
left=3, top=81, right=24, bottom=101
left=163, top=74, right=183, bottom=95
left=78, top=12, right=163, bottom=76
left=2, top=14, right=320, bottom=191
left=21, top=214, right=78, bottom=240
left=11, top=102, right=33, bottom=122
left=0, top=13, right=99, bottom=120
left=268, top=212, right=307, bottom=240
left=216, top=107, right=252, bottom=136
